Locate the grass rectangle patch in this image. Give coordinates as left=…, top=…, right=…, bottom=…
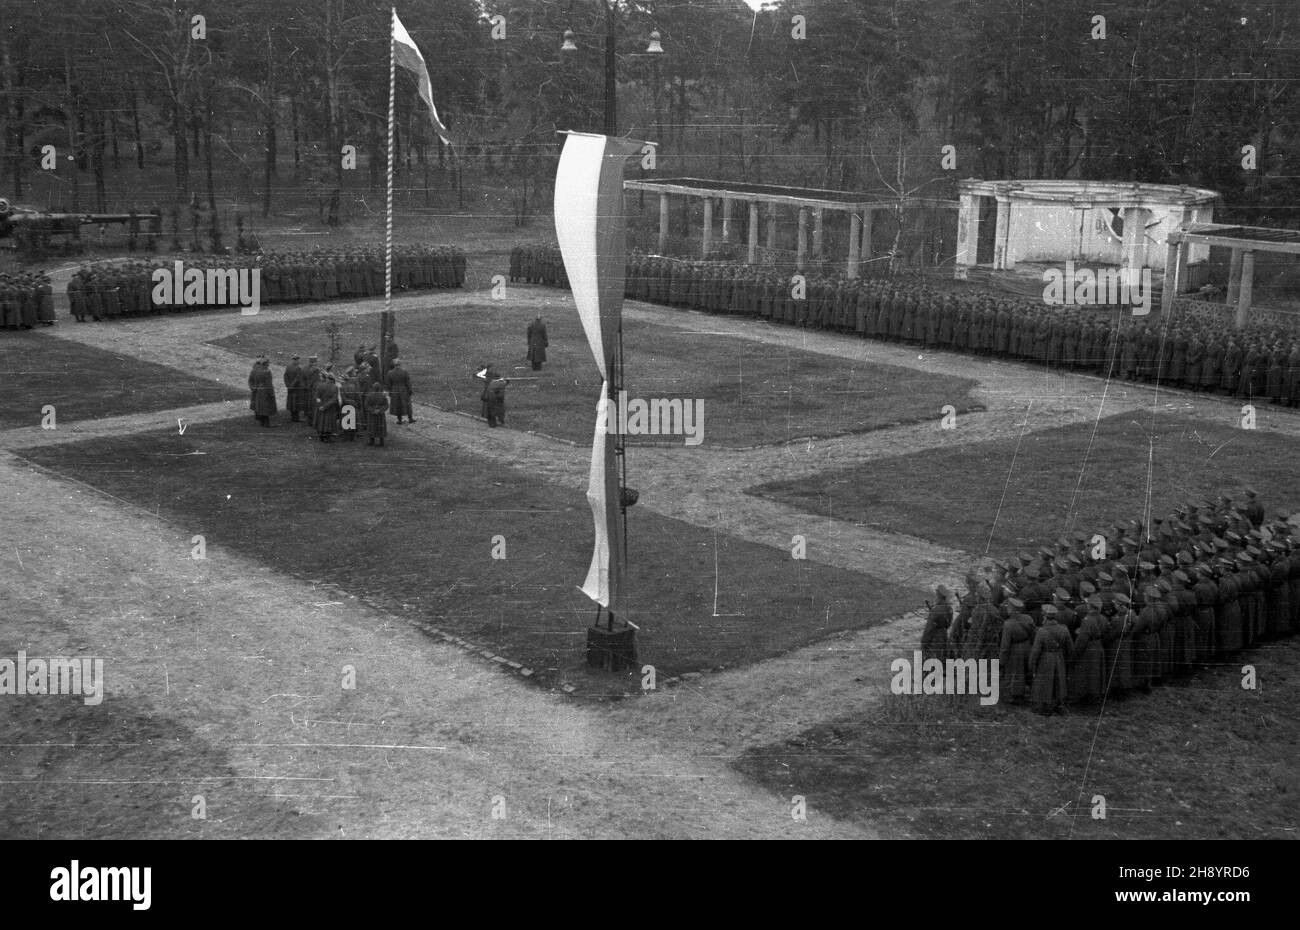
left=748, top=409, right=1300, bottom=555
left=207, top=298, right=980, bottom=448
left=16, top=417, right=923, bottom=692
left=0, top=331, right=243, bottom=429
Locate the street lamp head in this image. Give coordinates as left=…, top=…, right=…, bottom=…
left=645, top=31, right=664, bottom=54
left=561, top=29, right=578, bottom=52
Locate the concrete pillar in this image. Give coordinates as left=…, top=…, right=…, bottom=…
left=1226, top=247, right=1244, bottom=305
left=861, top=208, right=874, bottom=262
left=847, top=212, right=862, bottom=278
left=747, top=201, right=759, bottom=265
left=993, top=196, right=1010, bottom=269
left=1236, top=250, right=1256, bottom=330
left=658, top=193, right=669, bottom=254
left=702, top=198, right=713, bottom=258
left=796, top=207, right=809, bottom=271
left=812, top=208, right=824, bottom=259
left=721, top=198, right=733, bottom=242
left=955, top=192, right=980, bottom=280
left=1160, top=236, right=1188, bottom=316
left=766, top=203, right=777, bottom=251
left=1121, top=207, right=1152, bottom=272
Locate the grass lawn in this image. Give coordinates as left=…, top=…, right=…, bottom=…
left=0, top=331, right=243, bottom=430
left=0, top=692, right=314, bottom=840
left=207, top=297, right=982, bottom=448
left=16, top=417, right=923, bottom=693
left=733, top=636, right=1300, bottom=839
left=748, top=409, right=1300, bottom=555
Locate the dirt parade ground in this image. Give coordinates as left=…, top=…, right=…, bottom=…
left=2, top=284, right=1299, bottom=840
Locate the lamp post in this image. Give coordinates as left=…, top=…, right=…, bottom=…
left=561, top=3, right=663, bottom=136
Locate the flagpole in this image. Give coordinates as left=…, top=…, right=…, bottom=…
left=382, top=7, right=397, bottom=373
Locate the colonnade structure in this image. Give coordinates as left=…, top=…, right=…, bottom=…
left=623, top=177, right=958, bottom=278
left=1162, top=223, right=1300, bottom=328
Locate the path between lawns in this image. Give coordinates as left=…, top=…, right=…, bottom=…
left=0, top=456, right=871, bottom=839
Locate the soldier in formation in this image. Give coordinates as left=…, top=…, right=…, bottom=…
left=1, top=271, right=56, bottom=329
left=63, top=244, right=465, bottom=322
left=932, top=492, right=1299, bottom=712
left=247, top=356, right=278, bottom=427
left=514, top=245, right=1300, bottom=409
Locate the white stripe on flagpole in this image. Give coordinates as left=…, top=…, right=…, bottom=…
left=386, top=8, right=396, bottom=317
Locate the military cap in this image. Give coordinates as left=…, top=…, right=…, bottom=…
left=1041, top=604, right=1059, bottom=617
left=1054, top=558, right=1069, bottom=571
left=1158, top=554, right=1175, bottom=567
left=1225, top=531, right=1242, bottom=544
left=1245, top=488, right=1258, bottom=498
left=1079, top=581, right=1096, bottom=596
left=1157, top=578, right=1173, bottom=592
left=1139, top=561, right=1156, bottom=572
left=1213, top=537, right=1229, bottom=550
left=1097, top=571, right=1113, bottom=583
left=1052, top=587, right=1070, bottom=601
left=1038, top=546, right=1054, bottom=559
left=1066, top=554, right=1082, bottom=566
left=1173, top=570, right=1190, bottom=584
left=1113, top=563, right=1130, bottom=575
left=1024, top=565, right=1040, bottom=579
left=1236, top=552, right=1252, bottom=563
left=1018, top=551, right=1035, bottom=565
left=1085, top=594, right=1102, bottom=609
left=1006, top=597, right=1025, bottom=610
left=1113, top=593, right=1131, bottom=606
left=1145, top=586, right=1162, bottom=600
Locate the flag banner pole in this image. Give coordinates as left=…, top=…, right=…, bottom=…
left=382, top=8, right=397, bottom=366
left=553, top=131, right=649, bottom=626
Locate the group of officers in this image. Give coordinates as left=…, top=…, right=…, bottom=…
left=65, top=244, right=466, bottom=320
left=512, top=245, right=1300, bottom=407
left=247, top=338, right=414, bottom=446
left=919, top=492, right=1300, bottom=714
left=0, top=272, right=56, bottom=329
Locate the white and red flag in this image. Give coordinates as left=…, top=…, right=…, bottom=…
left=392, top=10, right=452, bottom=147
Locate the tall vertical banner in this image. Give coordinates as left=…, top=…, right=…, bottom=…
left=553, top=132, right=647, bottom=617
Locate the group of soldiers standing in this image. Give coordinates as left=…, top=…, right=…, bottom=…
left=921, top=492, right=1300, bottom=714
left=0, top=272, right=56, bottom=329
left=66, top=244, right=466, bottom=321
left=512, top=245, right=1300, bottom=408
left=248, top=338, right=414, bottom=446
